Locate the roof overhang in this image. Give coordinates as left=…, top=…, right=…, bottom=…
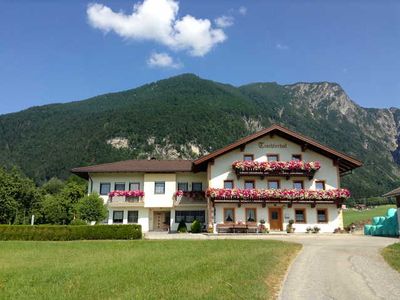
left=383, top=187, right=400, bottom=198
left=193, top=124, right=363, bottom=174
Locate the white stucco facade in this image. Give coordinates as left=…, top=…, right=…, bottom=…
left=77, top=125, right=360, bottom=234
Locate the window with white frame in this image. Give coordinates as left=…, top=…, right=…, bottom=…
left=127, top=211, right=138, bottom=223
left=113, top=211, right=124, bottom=223
left=129, top=182, right=140, bottom=191
left=114, top=182, right=126, bottom=191
left=154, top=182, right=165, bottom=194
left=100, top=183, right=111, bottom=195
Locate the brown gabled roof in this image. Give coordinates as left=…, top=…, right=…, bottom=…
left=383, top=187, right=400, bottom=198
left=71, top=159, right=193, bottom=179
left=193, top=124, right=362, bottom=174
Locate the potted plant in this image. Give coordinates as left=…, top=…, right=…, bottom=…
left=286, top=219, right=296, bottom=233
left=258, top=219, right=268, bottom=234
left=312, top=226, right=321, bottom=234
left=306, top=226, right=312, bottom=234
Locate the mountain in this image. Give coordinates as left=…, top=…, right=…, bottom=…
left=0, top=73, right=399, bottom=198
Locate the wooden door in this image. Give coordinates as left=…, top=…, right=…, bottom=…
left=153, top=212, right=170, bottom=231
left=269, top=207, right=283, bottom=231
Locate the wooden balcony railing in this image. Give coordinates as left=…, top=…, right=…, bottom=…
left=232, top=160, right=321, bottom=179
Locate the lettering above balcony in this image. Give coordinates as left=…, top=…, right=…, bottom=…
left=206, top=188, right=350, bottom=206
left=232, top=160, right=321, bottom=179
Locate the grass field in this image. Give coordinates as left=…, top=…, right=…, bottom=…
left=0, top=240, right=301, bottom=300
left=343, top=205, right=396, bottom=227
left=382, top=243, right=400, bottom=272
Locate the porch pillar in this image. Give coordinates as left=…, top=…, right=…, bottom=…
left=207, top=197, right=213, bottom=232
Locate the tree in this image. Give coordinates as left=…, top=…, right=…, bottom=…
left=75, top=193, right=107, bottom=223
left=41, top=177, right=65, bottom=195
left=0, top=167, right=42, bottom=224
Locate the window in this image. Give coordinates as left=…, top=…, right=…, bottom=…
left=243, top=154, right=254, bottom=161
left=224, top=180, right=234, bottom=189
left=114, top=182, right=126, bottom=191
left=293, top=181, right=304, bottom=190
left=315, top=180, right=326, bottom=190
left=244, top=180, right=255, bottom=189
left=100, top=183, right=111, bottom=195
left=224, top=208, right=235, bottom=223
left=268, top=180, right=280, bottom=189
left=292, top=154, right=302, bottom=161
left=246, top=208, right=257, bottom=223
left=175, top=210, right=205, bottom=223
left=127, top=211, right=138, bottom=223
left=317, top=209, right=328, bottom=223
left=177, top=182, right=188, bottom=191
left=155, top=182, right=165, bottom=194
left=129, top=182, right=140, bottom=191
left=113, top=211, right=123, bottom=223
left=267, top=154, right=279, bottom=162
left=295, top=209, right=306, bottom=223
left=192, top=182, right=203, bottom=192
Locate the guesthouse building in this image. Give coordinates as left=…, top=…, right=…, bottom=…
left=72, top=124, right=362, bottom=233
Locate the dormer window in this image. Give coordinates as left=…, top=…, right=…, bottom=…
left=267, top=154, right=279, bottom=162
left=243, top=154, right=254, bottom=161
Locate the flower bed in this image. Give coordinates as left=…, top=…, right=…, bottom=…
left=108, top=190, right=145, bottom=198
left=232, top=160, right=321, bottom=172
left=206, top=188, right=350, bottom=201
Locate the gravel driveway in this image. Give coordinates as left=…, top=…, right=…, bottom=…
left=277, top=235, right=400, bottom=300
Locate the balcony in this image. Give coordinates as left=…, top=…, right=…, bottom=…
left=206, top=188, right=350, bottom=207
left=232, top=160, right=321, bottom=179
left=107, top=190, right=145, bottom=207
left=174, top=191, right=207, bottom=206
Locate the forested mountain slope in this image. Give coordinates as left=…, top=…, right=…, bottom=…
left=0, top=74, right=399, bottom=198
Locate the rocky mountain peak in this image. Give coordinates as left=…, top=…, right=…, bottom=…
left=285, top=82, right=361, bottom=119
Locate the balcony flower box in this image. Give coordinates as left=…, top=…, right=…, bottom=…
left=108, top=190, right=145, bottom=198
left=206, top=188, right=350, bottom=202
left=232, top=160, right=321, bottom=179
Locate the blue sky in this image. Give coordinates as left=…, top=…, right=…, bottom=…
left=0, top=0, right=399, bottom=115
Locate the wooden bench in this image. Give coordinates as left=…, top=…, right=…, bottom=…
left=216, top=223, right=259, bottom=233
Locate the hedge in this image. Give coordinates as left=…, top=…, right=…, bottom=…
left=0, top=225, right=142, bottom=241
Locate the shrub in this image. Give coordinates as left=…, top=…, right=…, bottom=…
left=177, top=220, right=187, bottom=233
left=0, top=225, right=142, bottom=241
left=70, top=219, right=87, bottom=225
left=190, top=220, right=202, bottom=233
left=75, top=193, right=107, bottom=223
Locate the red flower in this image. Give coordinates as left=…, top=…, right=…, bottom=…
left=206, top=187, right=350, bottom=201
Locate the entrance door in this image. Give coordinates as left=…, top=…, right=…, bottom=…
left=269, top=207, right=283, bottom=231
left=153, top=211, right=170, bottom=231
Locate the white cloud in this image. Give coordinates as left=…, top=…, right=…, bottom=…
left=215, top=15, right=234, bottom=28
left=147, top=52, right=182, bottom=68
left=276, top=43, right=289, bottom=50
left=238, top=6, right=247, bottom=15
left=87, top=0, right=227, bottom=57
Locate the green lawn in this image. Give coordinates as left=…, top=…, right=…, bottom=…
left=343, top=205, right=396, bottom=227
left=0, top=240, right=301, bottom=300
left=382, top=243, right=400, bottom=272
